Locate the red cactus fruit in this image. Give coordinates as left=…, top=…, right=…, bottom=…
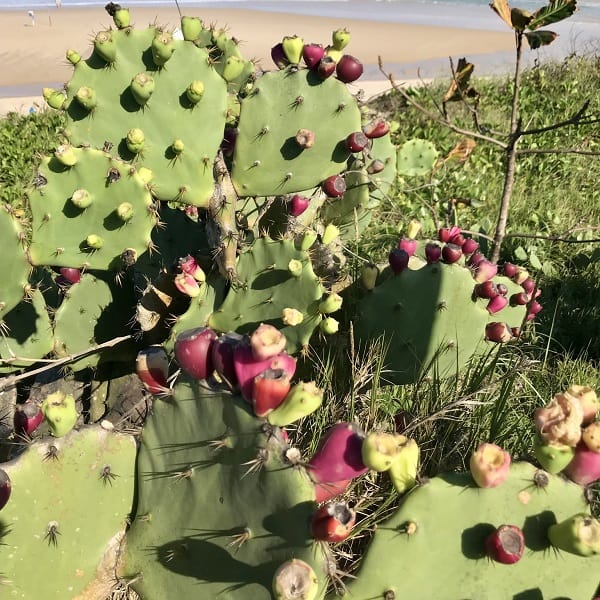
left=528, top=300, right=543, bottom=315
left=487, top=295, right=508, bottom=315
left=564, top=441, right=600, bottom=485
left=302, top=43, right=325, bottom=69
left=59, top=267, right=81, bottom=284
left=496, top=283, right=508, bottom=296
left=468, top=251, right=485, bottom=267
left=510, top=292, right=529, bottom=306
left=250, top=323, right=287, bottom=361
left=485, top=322, right=513, bottom=343
left=461, top=237, right=479, bottom=255
left=521, top=277, right=536, bottom=295
left=14, top=401, right=44, bottom=437
left=310, top=501, right=356, bottom=542
left=271, top=42, right=289, bottom=69
left=485, top=525, right=525, bottom=564
left=174, top=327, right=218, bottom=381
left=474, top=281, right=499, bottom=300
left=345, top=131, right=369, bottom=153
left=425, top=242, right=442, bottom=263
left=472, top=259, right=498, bottom=283
left=398, top=237, right=417, bottom=257
left=389, top=248, right=409, bottom=274
left=336, top=54, right=363, bottom=83
left=317, top=56, right=336, bottom=79
left=501, top=262, right=518, bottom=278
left=448, top=232, right=465, bottom=247
left=252, top=368, right=292, bottom=418
left=136, top=346, right=169, bottom=394
left=322, top=175, right=346, bottom=198
left=0, top=468, right=11, bottom=511
left=289, top=194, right=310, bottom=217
left=362, top=118, right=389, bottom=139
left=441, top=243, right=462, bottom=264
left=211, top=332, right=243, bottom=388
left=438, top=226, right=461, bottom=243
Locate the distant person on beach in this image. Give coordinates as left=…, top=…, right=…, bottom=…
left=27, top=10, right=35, bottom=26
left=55, top=0, right=62, bottom=7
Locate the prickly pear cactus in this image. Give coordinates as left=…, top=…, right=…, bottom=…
left=338, top=462, right=600, bottom=599
left=397, top=138, right=439, bottom=177
left=27, top=147, right=157, bottom=271
left=0, top=426, right=136, bottom=598
left=120, top=376, right=326, bottom=599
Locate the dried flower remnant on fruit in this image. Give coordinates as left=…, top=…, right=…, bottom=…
left=534, top=391, right=584, bottom=447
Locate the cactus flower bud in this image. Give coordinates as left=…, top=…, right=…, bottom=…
left=126, top=128, right=145, bottom=154
left=151, top=31, right=175, bottom=66
left=186, top=80, right=205, bottom=104
left=117, top=202, right=134, bottom=222
left=85, top=234, right=104, bottom=250
left=66, top=49, right=81, bottom=65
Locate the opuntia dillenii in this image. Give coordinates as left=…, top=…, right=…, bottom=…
left=510, top=292, right=529, bottom=306
left=317, top=56, right=336, bottom=79
left=474, top=281, right=499, bottom=300
left=486, top=295, right=508, bottom=315
left=388, top=437, right=419, bottom=495
left=472, top=259, right=498, bottom=283
left=267, top=381, right=324, bottom=427
left=564, top=441, right=600, bottom=485
left=522, top=277, right=536, bottom=295
left=0, top=468, right=11, bottom=511
left=501, top=262, right=518, bottom=278
left=321, top=223, right=339, bottom=246
left=361, top=431, right=400, bottom=472
left=136, top=346, right=169, bottom=394
left=252, top=368, right=292, bottom=418
left=345, top=131, right=369, bottom=153
left=496, top=283, right=508, bottom=296
left=485, top=525, right=525, bottom=564
left=14, top=401, right=44, bottom=437
left=41, top=391, right=78, bottom=437
left=319, top=317, right=339, bottom=335
left=318, top=293, right=343, bottom=314
left=485, top=322, right=513, bottom=343
left=59, top=267, right=81, bottom=284
left=331, top=28, right=350, bottom=50
left=425, top=242, right=442, bottom=263
left=272, top=559, right=319, bottom=600
left=271, top=42, right=289, bottom=69
left=470, top=443, right=511, bottom=488
left=174, top=272, right=201, bottom=297
left=289, top=194, right=309, bottom=217
left=211, top=332, right=243, bottom=388
left=533, top=439, right=575, bottom=474
left=548, top=514, right=600, bottom=556
left=461, top=237, right=479, bottom=255
left=310, top=502, right=356, bottom=542
left=174, top=327, right=218, bottom=381
left=441, top=243, right=462, bottom=264
left=179, top=255, right=206, bottom=282
left=398, top=238, right=417, bottom=257
left=362, top=119, right=389, bottom=139
left=438, top=226, right=461, bottom=243
left=302, top=43, right=325, bottom=69
left=322, top=175, right=346, bottom=197
left=389, top=248, right=409, bottom=274
left=250, top=323, right=287, bottom=361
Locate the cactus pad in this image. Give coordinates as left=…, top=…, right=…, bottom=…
left=397, top=138, right=438, bottom=177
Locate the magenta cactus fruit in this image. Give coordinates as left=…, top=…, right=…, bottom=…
left=472, top=259, right=498, bottom=283
left=388, top=248, right=410, bottom=274
left=310, top=501, right=356, bottom=543
left=252, top=368, right=292, bottom=418
left=0, top=468, right=11, bottom=511
left=468, top=251, right=485, bottom=267
left=295, top=128, right=315, bottom=149
left=271, top=42, right=289, bottom=69
left=438, top=226, right=461, bottom=243
left=469, top=443, right=511, bottom=488
left=136, top=346, right=169, bottom=394
left=397, top=237, right=417, bottom=257
left=174, top=272, right=201, bottom=297
left=362, top=118, right=389, bottom=139
left=179, top=255, right=206, bottom=283
left=174, top=327, right=218, bottom=381
left=211, top=332, right=243, bottom=387
left=441, top=243, right=462, bottom=264
left=302, top=43, right=325, bottom=69
left=501, top=262, right=519, bottom=278
left=548, top=514, right=600, bottom=556
left=317, top=56, right=336, bottom=79
left=564, top=441, right=600, bottom=485
left=14, top=401, right=44, bottom=437
left=250, top=323, right=287, bottom=361
left=59, top=267, right=81, bottom=284
left=345, top=131, right=369, bottom=153
left=266, top=381, right=324, bottom=427
left=485, top=525, right=525, bottom=564
left=461, top=237, right=479, bottom=255
left=474, top=281, right=499, bottom=300
left=486, top=295, right=508, bottom=315
left=496, top=283, right=509, bottom=296
left=425, top=242, right=442, bottom=263
left=289, top=194, right=310, bottom=217
left=322, top=174, right=346, bottom=197
left=485, top=322, right=513, bottom=343
left=272, top=559, right=319, bottom=600
left=510, top=292, right=529, bottom=306
left=522, top=277, right=536, bottom=295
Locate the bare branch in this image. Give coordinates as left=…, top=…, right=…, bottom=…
left=516, top=147, right=600, bottom=156
left=519, top=100, right=600, bottom=136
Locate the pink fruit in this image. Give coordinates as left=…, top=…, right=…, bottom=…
left=472, top=259, right=498, bottom=283
left=425, top=242, right=442, bottom=263
left=289, top=194, right=309, bottom=217
left=317, top=56, right=336, bottom=79
left=362, top=119, right=389, bottom=139
left=136, top=346, right=169, bottom=394
left=250, top=323, right=287, bottom=361
left=564, top=441, right=600, bottom=485
left=496, top=283, right=508, bottom=296
left=461, top=238, right=479, bottom=255
left=174, top=272, right=201, bottom=297
left=271, top=43, right=288, bottom=69
left=295, top=128, right=315, bottom=149
left=14, top=401, right=44, bottom=436
left=448, top=232, right=465, bottom=247
left=486, top=295, right=508, bottom=315
left=336, top=54, right=363, bottom=83
left=0, top=468, right=11, bottom=511
left=397, top=238, right=417, bottom=257
left=441, top=243, right=462, bottom=264
left=474, top=281, right=499, bottom=300
left=178, top=254, right=205, bottom=282
left=174, top=327, right=218, bottom=381
left=310, top=501, right=356, bottom=542
left=211, top=332, right=243, bottom=388
left=501, top=262, right=518, bottom=278
left=528, top=300, right=543, bottom=315
left=322, top=175, right=346, bottom=197
left=438, top=226, right=461, bottom=243
left=314, top=479, right=352, bottom=503
left=470, top=443, right=511, bottom=488
left=252, top=368, right=292, bottom=418
left=59, top=267, right=81, bottom=284
left=485, top=525, right=525, bottom=564
left=345, top=131, right=369, bottom=153
left=302, top=43, right=325, bottom=69
left=485, top=322, right=513, bottom=343
left=468, top=251, right=485, bottom=267
left=510, top=292, right=529, bottom=306
left=522, top=278, right=536, bottom=295
left=389, top=248, right=409, bottom=274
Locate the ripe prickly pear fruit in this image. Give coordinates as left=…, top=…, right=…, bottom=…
left=318, top=293, right=343, bottom=315
left=302, top=43, right=325, bottom=69
left=152, top=31, right=175, bottom=66
left=509, top=291, right=529, bottom=306
left=59, top=267, right=81, bottom=284
left=332, top=28, right=351, bottom=50
left=70, top=188, right=92, bottom=209
left=388, top=436, right=419, bottom=494
left=311, top=501, right=356, bottom=542
left=126, top=128, right=145, bottom=154
left=567, top=385, right=599, bottom=424
left=461, top=237, right=479, bottom=254
left=438, top=226, right=461, bottom=243
left=181, top=16, right=203, bottom=41
left=522, top=277, right=536, bottom=295
left=267, top=381, right=324, bottom=427
left=361, top=262, right=379, bottom=290
left=271, top=43, right=289, bottom=69
left=469, top=443, right=511, bottom=488
left=472, top=259, right=498, bottom=283
left=272, top=559, right=319, bottom=600
left=94, top=30, right=117, bottom=63
left=398, top=238, right=417, bottom=257
left=289, top=194, right=310, bottom=217
left=320, top=317, right=339, bottom=335
left=14, top=401, right=44, bottom=437
left=345, top=131, right=369, bottom=153
left=75, top=86, right=97, bottom=111
left=563, top=441, right=600, bottom=485
left=367, top=159, right=385, bottom=174
left=174, top=327, right=217, bottom=381
left=533, top=439, right=575, bottom=474
left=317, top=56, right=336, bottom=79
left=43, top=88, right=66, bottom=110
left=131, top=73, right=155, bottom=106
left=322, top=175, right=346, bottom=197
left=222, top=55, right=245, bottom=82
left=441, top=243, right=462, bottom=264
left=486, top=294, right=508, bottom=315
left=485, top=322, right=513, bottom=343
left=362, top=119, right=390, bottom=139
left=485, top=525, right=525, bottom=564
left=307, top=423, right=368, bottom=494
left=179, top=255, right=205, bottom=282
left=425, top=242, right=442, bottom=263
left=295, top=128, right=315, bottom=149
left=66, top=49, right=81, bottom=65
left=389, top=248, right=409, bottom=274
left=55, top=144, right=77, bottom=166
left=174, top=272, right=201, bottom=297
left=85, top=234, right=104, bottom=250
left=186, top=80, right=205, bottom=104
left=136, top=346, right=169, bottom=394
left=0, top=468, right=10, bottom=511
left=282, top=308, right=304, bottom=326
left=252, top=368, right=292, bottom=418
left=548, top=514, right=600, bottom=556
left=496, top=283, right=508, bottom=296
left=336, top=55, right=363, bottom=82
left=250, top=323, right=287, bottom=361
left=474, top=281, right=499, bottom=300
left=501, top=262, right=518, bottom=278
left=282, top=35, right=304, bottom=64
left=211, top=332, right=243, bottom=388
left=41, top=391, right=78, bottom=438
left=361, top=432, right=400, bottom=472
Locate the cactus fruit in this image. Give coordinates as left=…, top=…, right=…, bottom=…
left=174, top=327, right=218, bottom=381
left=470, top=443, right=511, bottom=488
left=548, top=514, right=600, bottom=556
left=40, top=390, right=78, bottom=437
left=485, top=524, right=525, bottom=564
left=273, top=559, right=320, bottom=600
left=0, top=468, right=10, bottom=510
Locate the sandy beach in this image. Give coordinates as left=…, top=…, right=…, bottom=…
left=0, top=5, right=516, bottom=115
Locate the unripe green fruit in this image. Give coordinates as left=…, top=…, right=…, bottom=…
left=321, top=223, right=340, bottom=245
left=222, top=56, right=245, bottom=82
left=318, top=293, right=343, bottom=314
left=181, top=16, right=203, bottom=41
left=548, top=514, right=600, bottom=556
left=533, top=439, right=575, bottom=474
left=126, top=128, right=145, bottom=154
left=43, top=88, right=66, bottom=110
left=94, top=30, right=117, bottom=63
left=172, top=139, right=185, bottom=155
left=75, top=86, right=97, bottom=111
left=267, top=382, right=323, bottom=427
left=152, top=32, right=175, bottom=66
left=186, top=80, right=205, bottom=104
left=117, top=202, right=134, bottom=222
left=70, top=188, right=92, bottom=209
left=281, top=35, right=304, bottom=64
left=41, top=391, right=78, bottom=437
left=66, top=49, right=81, bottom=65
left=130, top=73, right=155, bottom=106
left=86, top=234, right=104, bottom=249
left=320, top=317, right=339, bottom=335
left=332, top=28, right=351, bottom=50
left=113, top=7, right=130, bottom=29
left=297, top=231, right=317, bottom=251
left=362, top=432, right=400, bottom=472
left=288, top=259, right=303, bottom=277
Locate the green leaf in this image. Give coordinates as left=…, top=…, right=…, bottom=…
left=529, top=253, right=543, bottom=270
left=514, top=246, right=528, bottom=261
left=528, top=0, right=577, bottom=30
left=525, top=30, right=559, bottom=49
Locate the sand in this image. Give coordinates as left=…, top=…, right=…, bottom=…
left=0, top=5, right=515, bottom=115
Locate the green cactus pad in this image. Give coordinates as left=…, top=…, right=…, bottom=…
left=0, top=289, right=53, bottom=374
left=208, top=237, right=324, bottom=353
left=120, top=377, right=325, bottom=599
left=339, top=462, right=600, bottom=599
left=27, top=147, right=156, bottom=271
left=53, top=273, right=138, bottom=370
left=61, top=26, right=227, bottom=206
left=397, top=138, right=439, bottom=177
left=0, top=205, right=30, bottom=319
left=231, top=68, right=361, bottom=197
left=0, top=426, right=135, bottom=599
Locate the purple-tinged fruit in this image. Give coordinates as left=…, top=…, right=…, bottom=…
left=510, top=292, right=529, bottom=306
left=441, top=243, right=462, bottom=264
left=271, top=43, right=289, bottom=69
left=174, top=327, right=217, bottom=381
left=289, top=194, right=310, bottom=217
left=14, top=401, right=44, bottom=437
left=345, top=131, right=369, bottom=153
left=398, top=238, right=417, bottom=257
left=317, top=56, right=336, bottom=79
left=174, top=272, right=201, bottom=297
left=250, top=323, right=287, bottom=361
left=136, top=346, right=169, bottom=394
left=472, top=259, right=498, bottom=283
left=336, top=54, right=363, bottom=82
left=179, top=255, right=206, bottom=282
left=487, top=295, right=508, bottom=315
left=564, top=441, right=600, bottom=485
left=522, top=277, right=536, bottom=295
left=425, top=242, right=442, bottom=263
left=501, top=262, right=518, bottom=278
left=322, top=174, right=346, bottom=197
left=389, top=248, right=410, bottom=274
left=311, top=502, right=356, bottom=542
left=211, top=332, right=243, bottom=388
left=461, top=237, right=479, bottom=255
left=485, top=525, right=525, bottom=564
left=362, top=118, right=389, bottom=139
left=474, top=281, right=499, bottom=300
left=470, top=443, right=511, bottom=488
left=302, top=43, right=325, bottom=69
left=0, top=469, right=11, bottom=511
left=59, top=267, right=81, bottom=284
left=496, top=283, right=508, bottom=296
left=485, top=322, right=513, bottom=343
left=438, top=226, right=461, bottom=243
